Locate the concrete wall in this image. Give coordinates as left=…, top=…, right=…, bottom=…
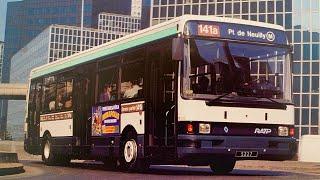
left=299, top=135, right=320, bottom=163
left=0, top=141, right=40, bottom=161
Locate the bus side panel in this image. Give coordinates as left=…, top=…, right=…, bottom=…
left=120, top=101, right=145, bottom=134
left=39, top=116, right=73, bottom=137
left=90, top=136, right=121, bottom=159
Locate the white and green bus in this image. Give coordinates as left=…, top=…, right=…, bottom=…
left=25, top=15, right=296, bottom=174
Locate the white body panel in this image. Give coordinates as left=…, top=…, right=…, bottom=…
left=40, top=119, right=73, bottom=137
left=178, top=97, right=294, bottom=125
left=120, top=101, right=145, bottom=134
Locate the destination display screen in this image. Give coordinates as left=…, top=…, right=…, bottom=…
left=185, top=21, right=288, bottom=45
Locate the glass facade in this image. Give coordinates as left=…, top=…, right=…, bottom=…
left=98, top=13, right=141, bottom=35
left=141, top=0, right=152, bottom=29
left=150, top=0, right=320, bottom=139
left=132, top=0, right=143, bottom=17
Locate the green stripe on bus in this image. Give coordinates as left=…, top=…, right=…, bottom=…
left=31, top=27, right=178, bottom=79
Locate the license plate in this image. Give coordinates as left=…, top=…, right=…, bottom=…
left=235, top=151, right=258, bottom=158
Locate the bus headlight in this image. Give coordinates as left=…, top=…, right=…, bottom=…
left=199, top=123, right=211, bottom=134
left=278, top=126, right=289, bottom=136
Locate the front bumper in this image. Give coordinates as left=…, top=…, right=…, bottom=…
left=177, top=135, right=297, bottom=162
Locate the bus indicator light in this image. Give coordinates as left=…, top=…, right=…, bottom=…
left=186, top=123, right=194, bottom=134
left=278, top=126, right=289, bottom=136
left=289, top=128, right=295, bottom=137
left=199, top=123, right=210, bottom=134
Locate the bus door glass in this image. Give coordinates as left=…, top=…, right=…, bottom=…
left=147, top=40, right=177, bottom=148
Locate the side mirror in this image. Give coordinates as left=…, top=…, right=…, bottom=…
left=172, top=37, right=184, bottom=61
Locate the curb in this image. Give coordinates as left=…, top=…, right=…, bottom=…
left=0, top=163, right=24, bottom=176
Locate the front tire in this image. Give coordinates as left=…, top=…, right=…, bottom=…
left=210, top=159, right=236, bottom=174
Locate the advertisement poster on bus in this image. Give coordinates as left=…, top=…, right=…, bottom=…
left=92, top=104, right=120, bottom=136
left=92, top=106, right=102, bottom=136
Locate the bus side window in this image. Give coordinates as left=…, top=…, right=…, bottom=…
left=98, top=68, right=118, bottom=103
left=27, top=82, right=36, bottom=121
left=41, top=76, right=56, bottom=114
left=35, top=82, right=42, bottom=113
left=56, top=79, right=73, bottom=111
left=121, top=62, right=144, bottom=99
left=56, top=82, right=66, bottom=111
left=42, top=83, right=56, bottom=113
left=28, top=83, right=36, bottom=108
left=65, top=80, right=73, bottom=110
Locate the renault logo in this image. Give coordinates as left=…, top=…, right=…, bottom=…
left=224, top=126, right=229, bottom=133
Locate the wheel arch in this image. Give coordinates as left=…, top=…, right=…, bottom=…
left=121, top=125, right=138, bottom=141
left=42, top=130, right=51, bottom=139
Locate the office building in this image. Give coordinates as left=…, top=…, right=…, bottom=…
left=150, top=0, right=320, bottom=139
left=98, top=13, right=141, bottom=35
left=132, top=0, right=143, bottom=17
left=141, top=0, right=152, bottom=29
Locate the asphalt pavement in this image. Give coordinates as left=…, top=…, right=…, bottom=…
left=1, top=159, right=319, bottom=180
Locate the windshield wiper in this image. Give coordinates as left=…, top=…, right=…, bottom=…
left=206, top=92, right=287, bottom=109
left=260, top=97, right=287, bottom=109
left=206, top=92, right=235, bottom=105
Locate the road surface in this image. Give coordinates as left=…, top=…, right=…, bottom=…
left=1, top=160, right=320, bottom=179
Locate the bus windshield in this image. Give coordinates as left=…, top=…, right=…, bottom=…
left=182, top=38, right=292, bottom=103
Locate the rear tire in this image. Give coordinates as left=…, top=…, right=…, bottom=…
left=210, top=159, right=236, bottom=174
left=42, top=136, right=56, bottom=165
left=119, top=131, right=149, bottom=172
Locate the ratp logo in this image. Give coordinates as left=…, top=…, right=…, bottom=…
left=254, top=128, right=272, bottom=134
left=266, top=31, right=275, bottom=42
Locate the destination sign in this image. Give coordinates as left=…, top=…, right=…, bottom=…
left=187, top=21, right=288, bottom=45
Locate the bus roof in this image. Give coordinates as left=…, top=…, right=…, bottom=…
left=30, top=15, right=286, bottom=79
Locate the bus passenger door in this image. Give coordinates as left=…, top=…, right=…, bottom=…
left=162, top=42, right=178, bottom=148
left=73, top=65, right=95, bottom=151
left=146, top=40, right=177, bottom=155
left=73, top=77, right=89, bottom=148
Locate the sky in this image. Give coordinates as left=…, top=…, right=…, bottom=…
left=0, top=0, right=21, bottom=41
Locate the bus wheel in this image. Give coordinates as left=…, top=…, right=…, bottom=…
left=122, top=137, right=138, bottom=170
left=120, top=131, right=149, bottom=172
left=209, top=158, right=236, bottom=174
left=42, top=136, right=56, bottom=165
